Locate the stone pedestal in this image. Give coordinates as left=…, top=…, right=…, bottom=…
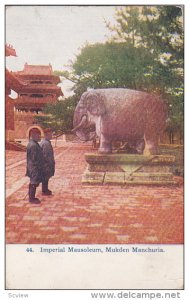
left=82, top=153, right=177, bottom=185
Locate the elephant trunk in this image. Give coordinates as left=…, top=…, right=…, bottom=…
left=73, top=111, right=96, bottom=142
left=72, top=115, right=87, bottom=133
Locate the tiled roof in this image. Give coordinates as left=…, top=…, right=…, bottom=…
left=5, top=44, right=17, bottom=57
left=20, top=85, right=63, bottom=95
left=6, top=69, right=27, bottom=92
left=17, top=63, right=53, bottom=75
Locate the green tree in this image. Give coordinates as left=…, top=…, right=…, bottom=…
left=72, top=42, right=155, bottom=91
left=34, top=97, right=77, bottom=136
left=107, top=6, right=184, bottom=129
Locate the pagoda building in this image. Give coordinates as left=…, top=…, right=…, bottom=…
left=5, top=44, right=26, bottom=143
left=13, top=63, right=63, bottom=139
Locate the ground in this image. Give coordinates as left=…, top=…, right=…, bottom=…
left=6, top=141, right=184, bottom=244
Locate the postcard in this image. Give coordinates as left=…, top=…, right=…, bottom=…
left=5, top=4, right=184, bottom=293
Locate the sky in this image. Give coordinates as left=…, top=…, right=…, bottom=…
left=5, top=5, right=118, bottom=96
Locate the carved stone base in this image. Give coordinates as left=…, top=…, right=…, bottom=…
left=82, top=153, right=177, bottom=185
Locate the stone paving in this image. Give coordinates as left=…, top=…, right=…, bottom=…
left=6, top=142, right=184, bottom=244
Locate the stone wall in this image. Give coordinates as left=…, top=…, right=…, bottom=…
left=6, top=97, right=15, bottom=131
left=14, top=111, right=39, bottom=139
left=6, top=97, right=15, bottom=141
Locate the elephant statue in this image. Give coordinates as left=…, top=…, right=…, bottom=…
left=72, top=88, right=167, bottom=154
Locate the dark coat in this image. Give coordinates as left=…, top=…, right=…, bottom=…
left=26, top=139, right=44, bottom=184
left=40, top=139, right=55, bottom=180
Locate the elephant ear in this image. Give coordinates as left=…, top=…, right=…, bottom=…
left=85, top=91, right=106, bottom=115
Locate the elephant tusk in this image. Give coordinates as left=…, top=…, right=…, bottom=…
left=72, top=115, right=87, bottom=133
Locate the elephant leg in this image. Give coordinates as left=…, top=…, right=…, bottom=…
left=144, top=133, right=159, bottom=155
left=98, top=134, right=112, bottom=154
left=136, top=139, right=145, bottom=155
left=126, top=141, right=138, bottom=154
